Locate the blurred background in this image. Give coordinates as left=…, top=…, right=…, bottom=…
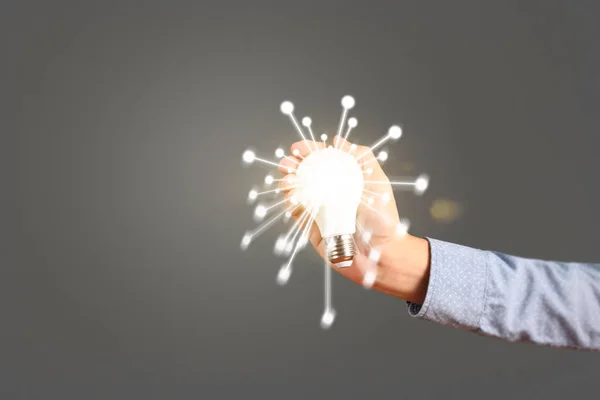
left=4, top=0, right=600, bottom=398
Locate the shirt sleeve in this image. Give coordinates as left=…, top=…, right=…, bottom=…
left=407, top=238, right=600, bottom=351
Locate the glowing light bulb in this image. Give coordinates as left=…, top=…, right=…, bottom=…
left=295, top=147, right=364, bottom=267
left=348, top=117, right=358, bottom=128
left=320, top=134, right=328, bottom=141
left=275, top=148, right=285, bottom=158
left=264, top=175, right=274, bottom=185
left=378, top=151, right=388, bottom=162
left=302, top=117, right=312, bottom=127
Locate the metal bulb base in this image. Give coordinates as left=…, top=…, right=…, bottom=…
left=325, top=234, right=355, bottom=267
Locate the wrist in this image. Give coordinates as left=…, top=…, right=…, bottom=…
left=375, top=234, right=431, bottom=304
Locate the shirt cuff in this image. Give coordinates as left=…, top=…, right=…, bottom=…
left=407, top=238, right=489, bottom=331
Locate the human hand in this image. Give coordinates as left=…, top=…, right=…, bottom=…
left=279, top=136, right=430, bottom=304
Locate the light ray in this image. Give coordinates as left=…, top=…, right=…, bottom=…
left=256, top=156, right=295, bottom=171
left=335, top=96, right=355, bottom=149
left=356, top=125, right=402, bottom=161
left=292, top=149, right=305, bottom=160
left=277, top=212, right=315, bottom=285
left=255, top=186, right=300, bottom=197
left=284, top=155, right=300, bottom=164
left=264, top=197, right=289, bottom=211
left=321, top=260, right=336, bottom=329
left=280, top=101, right=312, bottom=152
left=302, top=117, right=318, bottom=152
left=356, top=135, right=391, bottom=161
left=339, top=117, right=358, bottom=150
left=364, top=179, right=415, bottom=186
left=241, top=203, right=299, bottom=250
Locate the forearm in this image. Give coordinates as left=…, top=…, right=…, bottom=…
left=381, top=237, right=600, bottom=351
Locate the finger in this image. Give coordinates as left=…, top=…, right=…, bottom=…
left=290, top=140, right=326, bottom=158
left=333, top=135, right=354, bottom=152
left=278, top=156, right=300, bottom=174
left=279, top=174, right=299, bottom=192
left=354, top=145, right=377, bottom=165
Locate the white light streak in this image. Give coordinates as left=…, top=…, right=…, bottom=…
left=336, top=95, right=355, bottom=149
left=281, top=101, right=311, bottom=151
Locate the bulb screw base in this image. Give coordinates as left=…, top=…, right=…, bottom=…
left=325, top=234, right=355, bottom=267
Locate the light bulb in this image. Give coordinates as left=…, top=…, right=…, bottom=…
left=295, top=147, right=364, bottom=267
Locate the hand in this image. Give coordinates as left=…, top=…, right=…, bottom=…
left=279, top=136, right=430, bottom=304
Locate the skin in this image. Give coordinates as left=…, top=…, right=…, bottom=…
left=278, top=136, right=431, bottom=304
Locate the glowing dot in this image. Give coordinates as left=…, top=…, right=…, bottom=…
left=396, top=219, right=411, bottom=237
left=290, top=196, right=299, bottom=205
left=254, top=205, right=267, bottom=221
left=284, top=211, right=292, bottom=220
left=298, top=235, right=309, bottom=249
left=292, top=149, right=301, bottom=157
left=320, top=134, right=328, bottom=141
left=348, top=117, right=358, bottom=128
left=274, top=236, right=287, bottom=254
left=388, top=125, right=402, bottom=140
left=275, top=148, right=285, bottom=158
left=284, top=243, right=293, bottom=254
left=378, top=151, right=388, bottom=162
left=280, top=101, right=294, bottom=115
left=367, top=197, right=374, bottom=206
left=381, top=192, right=391, bottom=204
left=320, top=309, right=336, bottom=329
left=341, top=95, right=355, bottom=109
left=368, top=248, right=381, bottom=264
left=363, top=269, right=376, bottom=288
left=240, top=233, right=251, bottom=250
left=275, top=188, right=280, bottom=194
left=247, top=189, right=258, bottom=202
left=365, top=168, right=373, bottom=175
left=277, top=266, right=291, bottom=285
left=350, top=144, right=357, bottom=152
left=242, top=150, right=255, bottom=164
left=415, top=174, right=429, bottom=195
left=302, top=116, right=312, bottom=127
left=363, top=231, right=372, bottom=243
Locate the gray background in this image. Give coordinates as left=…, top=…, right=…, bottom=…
left=4, top=0, right=600, bottom=398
